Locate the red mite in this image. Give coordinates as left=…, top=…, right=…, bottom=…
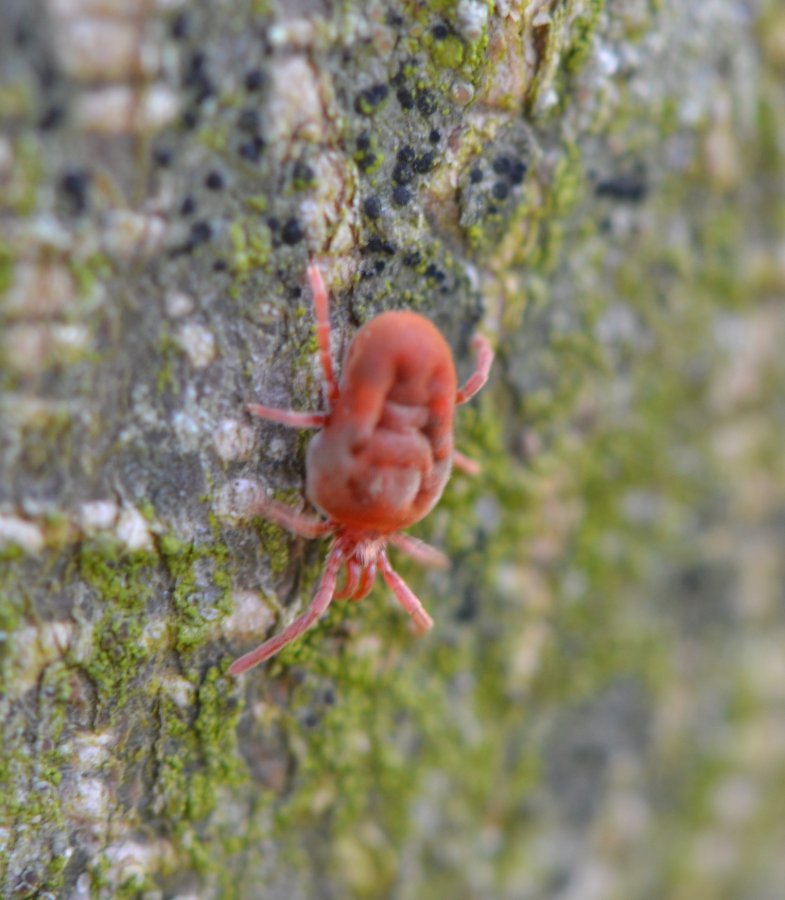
left=229, top=263, right=493, bottom=675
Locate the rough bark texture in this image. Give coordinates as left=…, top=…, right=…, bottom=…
left=2, top=0, right=784, bottom=897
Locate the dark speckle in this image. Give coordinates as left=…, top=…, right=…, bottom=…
left=365, top=237, right=395, bottom=255
left=509, top=159, right=528, bottom=185
left=414, top=151, right=435, bottom=174
left=190, top=220, right=212, bottom=246
left=595, top=174, right=649, bottom=203
left=403, top=251, right=421, bottom=267
left=416, top=89, right=437, bottom=117
left=181, top=108, right=200, bottom=130
left=237, top=108, right=260, bottom=133
left=185, top=51, right=205, bottom=75
left=397, top=146, right=416, bottom=165
left=363, top=195, right=382, bottom=219
left=170, top=12, right=191, bottom=40
left=180, top=195, right=197, bottom=216
left=292, top=161, right=315, bottom=186
left=469, top=165, right=483, bottom=183
left=39, top=104, right=65, bottom=131
left=393, top=162, right=414, bottom=186
left=396, top=87, right=415, bottom=110
left=431, top=23, right=449, bottom=40
left=36, top=60, right=58, bottom=90
left=205, top=170, right=225, bottom=191
left=238, top=137, right=265, bottom=163
left=281, top=218, right=304, bottom=245
left=14, top=17, right=33, bottom=47
left=492, top=180, right=509, bottom=201
left=244, top=68, right=265, bottom=91
left=368, top=83, right=389, bottom=104
left=492, top=155, right=512, bottom=176
left=213, top=259, right=228, bottom=272
left=392, top=185, right=412, bottom=206
left=355, top=83, right=389, bottom=114
left=429, top=128, right=441, bottom=144
left=152, top=146, right=174, bottom=167
left=455, top=589, right=478, bottom=622
left=184, top=51, right=213, bottom=99
left=357, top=152, right=377, bottom=172
left=59, top=169, right=91, bottom=215
left=356, top=132, right=371, bottom=151
left=303, top=710, right=320, bottom=728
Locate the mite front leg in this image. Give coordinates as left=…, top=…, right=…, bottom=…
left=378, top=553, right=434, bottom=633
left=246, top=404, right=327, bottom=429
left=229, top=543, right=344, bottom=674
left=307, top=263, right=341, bottom=410
left=455, top=334, right=494, bottom=405
left=389, top=533, right=449, bottom=569
left=230, top=480, right=334, bottom=538
left=452, top=449, right=481, bottom=476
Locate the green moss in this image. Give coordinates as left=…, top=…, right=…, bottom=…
left=429, top=33, right=465, bottom=70
left=5, top=134, right=41, bottom=215
left=562, top=0, right=605, bottom=75
left=78, top=547, right=160, bottom=711
left=156, top=332, right=178, bottom=395
left=228, top=219, right=271, bottom=286
left=245, top=193, right=268, bottom=213
left=68, top=252, right=112, bottom=300
left=159, top=532, right=233, bottom=655
left=531, top=141, right=585, bottom=271
left=0, top=240, right=14, bottom=296
left=354, top=147, right=384, bottom=176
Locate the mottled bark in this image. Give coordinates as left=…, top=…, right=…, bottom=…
left=1, top=0, right=784, bottom=898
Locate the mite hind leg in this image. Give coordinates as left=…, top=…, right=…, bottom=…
left=229, top=543, right=344, bottom=674
left=378, top=553, right=434, bottom=633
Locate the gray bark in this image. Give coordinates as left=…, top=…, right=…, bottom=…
left=2, top=0, right=784, bottom=897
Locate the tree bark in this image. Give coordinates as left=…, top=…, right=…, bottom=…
left=2, top=0, right=784, bottom=897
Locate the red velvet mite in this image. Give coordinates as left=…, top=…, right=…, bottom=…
left=229, top=262, right=493, bottom=674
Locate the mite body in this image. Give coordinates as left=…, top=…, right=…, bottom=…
left=229, top=263, right=493, bottom=675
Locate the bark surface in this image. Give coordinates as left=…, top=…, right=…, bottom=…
left=2, top=1, right=784, bottom=897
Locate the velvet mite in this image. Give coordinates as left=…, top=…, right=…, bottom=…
left=229, top=262, right=493, bottom=674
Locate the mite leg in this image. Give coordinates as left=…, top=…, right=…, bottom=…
left=379, top=553, right=434, bottom=633
left=232, top=480, right=334, bottom=538
left=229, top=544, right=344, bottom=675
left=246, top=404, right=326, bottom=429
left=389, top=533, right=449, bottom=569
left=307, top=263, right=341, bottom=410
left=452, top=449, right=481, bottom=476
left=334, top=558, right=362, bottom=600
left=455, top=334, right=494, bottom=405
left=352, top=561, right=377, bottom=601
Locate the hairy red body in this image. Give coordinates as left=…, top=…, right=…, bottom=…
left=229, top=263, right=493, bottom=675
left=306, top=310, right=457, bottom=533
